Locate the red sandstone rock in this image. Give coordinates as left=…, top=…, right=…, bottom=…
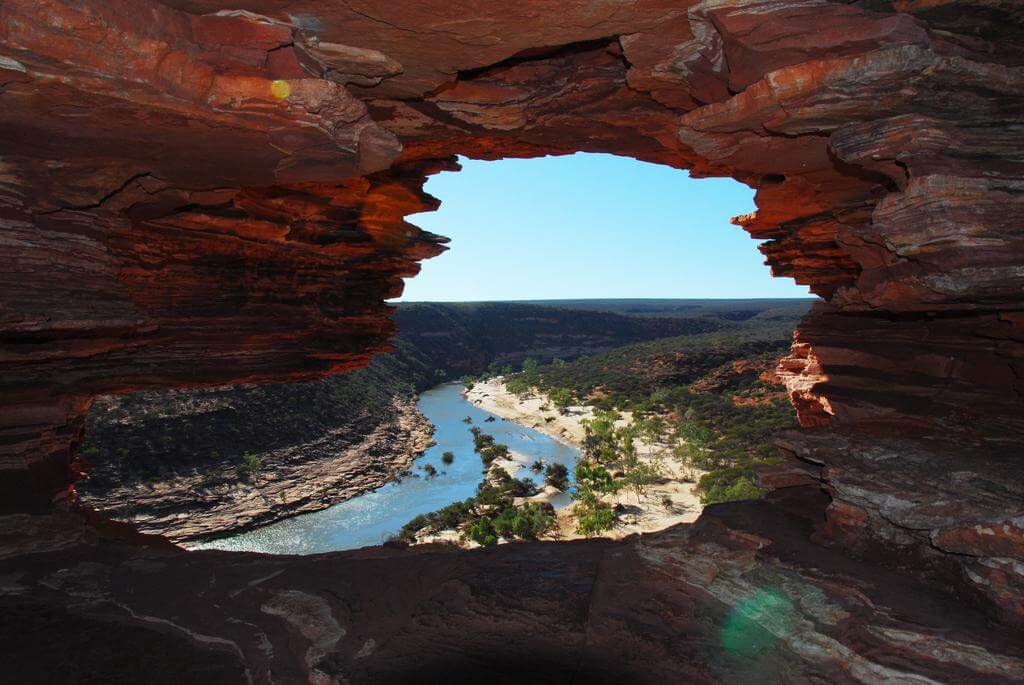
left=1, top=1, right=1024, bottom=671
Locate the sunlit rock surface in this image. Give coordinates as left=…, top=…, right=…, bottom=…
left=1, top=1, right=1023, bottom=680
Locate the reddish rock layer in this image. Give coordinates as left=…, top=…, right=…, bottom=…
left=2, top=0, right=1024, bottom=658
left=4, top=2, right=1023, bottom=511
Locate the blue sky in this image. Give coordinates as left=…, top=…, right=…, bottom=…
left=398, top=153, right=809, bottom=302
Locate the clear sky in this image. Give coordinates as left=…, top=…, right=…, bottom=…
left=398, top=153, right=810, bottom=302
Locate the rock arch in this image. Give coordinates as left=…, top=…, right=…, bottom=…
left=1, top=1, right=1023, bottom=679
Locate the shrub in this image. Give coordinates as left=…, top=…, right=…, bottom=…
left=544, top=463, right=570, bottom=492
left=549, top=387, right=573, bottom=408
left=530, top=459, right=545, bottom=473
left=481, top=444, right=508, bottom=464
left=235, top=451, right=261, bottom=479
left=575, top=462, right=620, bottom=495
left=466, top=516, right=498, bottom=546
left=505, top=377, right=531, bottom=396
left=490, top=468, right=538, bottom=498
left=622, top=459, right=660, bottom=501
left=442, top=451, right=455, bottom=465
left=423, top=464, right=437, bottom=478
left=492, top=502, right=555, bottom=540
left=575, top=495, right=616, bottom=537
left=699, top=476, right=762, bottom=505
left=396, top=498, right=478, bottom=542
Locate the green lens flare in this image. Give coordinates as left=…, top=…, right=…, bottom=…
left=721, top=588, right=794, bottom=658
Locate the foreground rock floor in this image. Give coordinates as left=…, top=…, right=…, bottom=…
left=3, top=485, right=1022, bottom=684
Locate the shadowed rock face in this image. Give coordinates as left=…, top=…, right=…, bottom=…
left=3, top=487, right=1024, bottom=684
left=2, top=1, right=1024, bottom=679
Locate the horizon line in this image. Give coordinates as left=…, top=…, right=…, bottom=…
left=390, top=296, right=818, bottom=304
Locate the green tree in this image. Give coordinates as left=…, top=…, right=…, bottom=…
left=581, top=410, right=620, bottom=463
left=549, top=387, right=573, bottom=408
left=235, top=451, right=262, bottom=480
left=573, top=489, right=616, bottom=536
left=635, top=415, right=667, bottom=444
left=622, top=459, right=660, bottom=503
left=544, top=462, right=570, bottom=492
left=505, top=376, right=531, bottom=396
left=700, top=477, right=761, bottom=505
left=467, top=516, right=498, bottom=546
left=442, top=451, right=455, bottom=465
left=575, top=462, right=620, bottom=495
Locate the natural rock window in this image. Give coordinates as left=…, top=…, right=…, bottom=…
left=2, top=1, right=1023, bottom=682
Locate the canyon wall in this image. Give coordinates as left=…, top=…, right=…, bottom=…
left=1, top=0, right=1023, bottom=646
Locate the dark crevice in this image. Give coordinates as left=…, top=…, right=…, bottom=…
left=34, top=172, right=157, bottom=216
left=457, top=37, right=622, bottom=81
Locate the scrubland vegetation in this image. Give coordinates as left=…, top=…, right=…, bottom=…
left=395, top=428, right=555, bottom=545
left=466, top=321, right=799, bottom=514
left=403, top=313, right=802, bottom=543
left=526, top=327, right=798, bottom=509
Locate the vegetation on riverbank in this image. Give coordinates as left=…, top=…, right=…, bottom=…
left=478, top=322, right=800, bottom=510
left=395, top=428, right=555, bottom=545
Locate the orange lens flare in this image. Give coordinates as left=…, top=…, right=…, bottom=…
left=270, top=80, right=291, bottom=99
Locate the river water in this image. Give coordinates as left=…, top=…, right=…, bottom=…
left=192, top=383, right=579, bottom=554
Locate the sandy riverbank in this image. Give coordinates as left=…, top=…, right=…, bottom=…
left=466, top=379, right=590, bottom=445
left=465, top=378, right=705, bottom=541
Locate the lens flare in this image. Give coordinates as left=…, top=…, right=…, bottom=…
left=271, top=80, right=291, bottom=100
left=721, top=588, right=794, bottom=658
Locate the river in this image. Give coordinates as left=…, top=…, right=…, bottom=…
left=192, top=383, right=579, bottom=554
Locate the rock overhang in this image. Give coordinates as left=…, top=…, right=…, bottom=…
left=1, top=0, right=1023, bottom=661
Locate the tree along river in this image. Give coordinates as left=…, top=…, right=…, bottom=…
left=192, top=383, right=579, bottom=554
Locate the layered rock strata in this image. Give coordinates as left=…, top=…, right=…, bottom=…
left=79, top=397, right=434, bottom=543
left=4, top=491, right=1024, bottom=684
left=2, top=0, right=1024, bottom=677
left=3, top=0, right=1022, bottom=503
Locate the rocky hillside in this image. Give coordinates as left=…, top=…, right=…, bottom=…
left=393, top=300, right=769, bottom=376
